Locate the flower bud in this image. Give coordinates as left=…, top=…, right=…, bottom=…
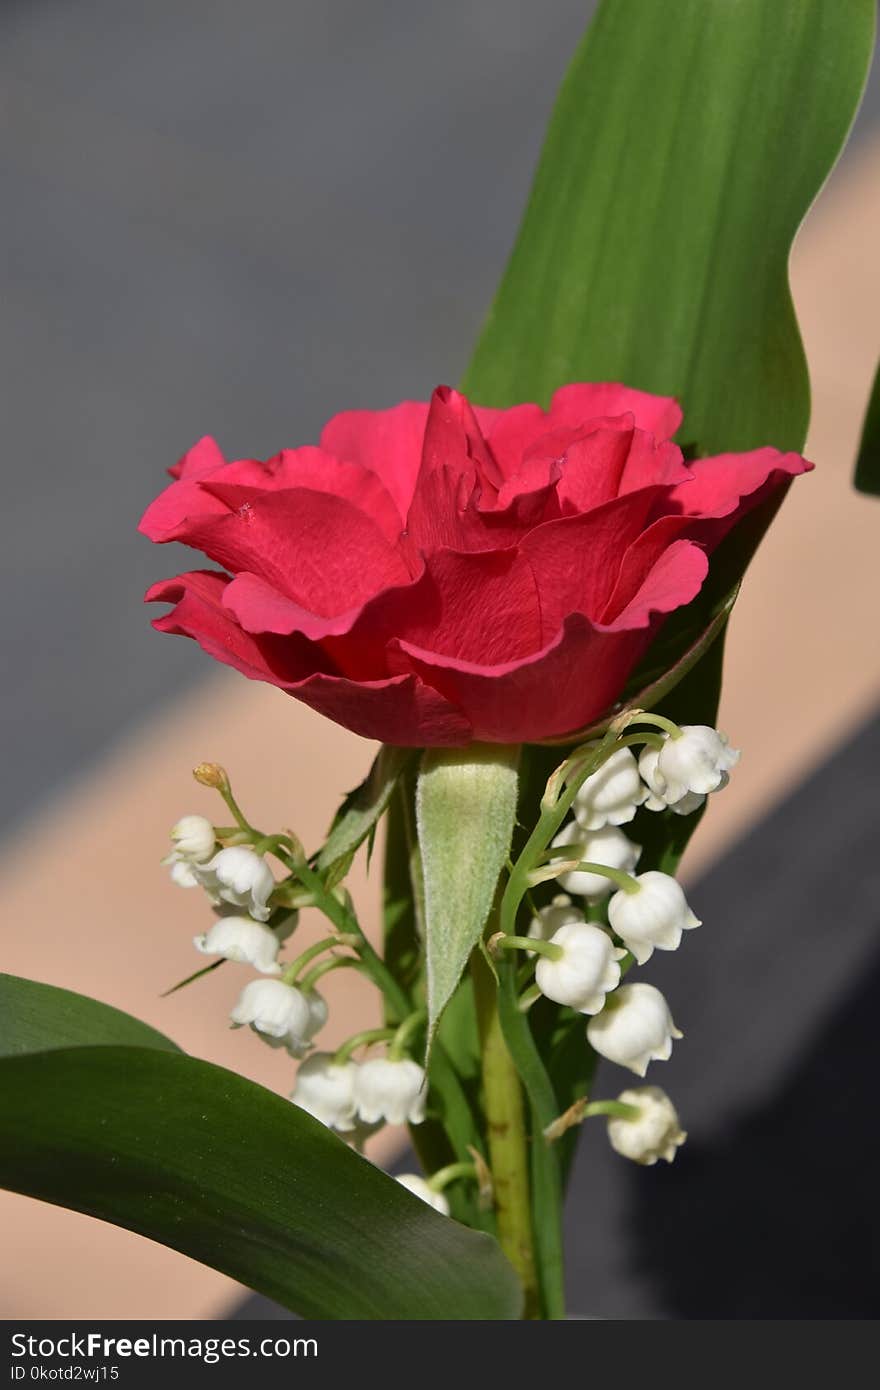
left=230, top=978, right=327, bottom=1056
left=535, top=922, right=626, bottom=1015
left=551, top=821, right=641, bottom=900
left=353, top=1055, right=427, bottom=1126
left=606, top=1085, right=687, bottom=1165
left=395, top=1173, right=450, bottom=1215
left=637, top=746, right=705, bottom=816
left=169, top=814, right=216, bottom=863
left=528, top=894, right=584, bottom=944
left=587, top=982, right=682, bottom=1076
left=204, top=847, right=275, bottom=921
left=607, top=871, right=700, bottom=965
left=291, top=1052, right=358, bottom=1131
left=192, top=762, right=228, bottom=790
left=572, top=745, right=648, bottom=830
left=194, top=915, right=282, bottom=974
left=656, top=724, right=739, bottom=797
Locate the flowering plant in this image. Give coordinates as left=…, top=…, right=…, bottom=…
left=0, top=0, right=874, bottom=1322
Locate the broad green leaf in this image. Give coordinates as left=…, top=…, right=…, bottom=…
left=317, top=745, right=413, bottom=870
left=464, top=0, right=875, bottom=457
left=416, top=746, right=520, bottom=1050
left=854, top=357, right=880, bottom=496
left=0, top=1045, right=521, bottom=1321
left=0, top=974, right=181, bottom=1057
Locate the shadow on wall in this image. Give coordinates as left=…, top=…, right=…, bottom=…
left=629, top=939, right=880, bottom=1318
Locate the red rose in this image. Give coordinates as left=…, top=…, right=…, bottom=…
left=140, top=383, right=808, bottom=746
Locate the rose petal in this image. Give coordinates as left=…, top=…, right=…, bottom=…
left=146, top=571, right=323, bottom=686
left=320, top=399, right=429, bottom=520
left=389, top=540, right=707, bottom=743
left=547, top=383, right=682, bottom=441
left=169, top=435, right=227, bottom=481
left=521, top=485, right=672, bottom=631
left=146, top=570, right=471, bottom=745
left=148, top=483, right=411, bottom=618
left=602, top=447, right=811, bottom=618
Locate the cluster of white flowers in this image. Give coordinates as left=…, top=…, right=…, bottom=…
left=162, top=801, right=437, bottom=1205
left=528, top=723, right=737, bottom=1164
left=164, top=814, right=323, bottom=1053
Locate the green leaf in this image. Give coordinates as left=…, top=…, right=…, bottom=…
left=463, top=0, right=874, bottom=457
left=0, top=974, right=181, bottom=1057
left=317, top=745, right=414, bottom=871
left=0, top=1044, right=522, bottom=1320
left=854, top=356, right=880, bottom=496
left=416, top=746, right=520, bottom=1051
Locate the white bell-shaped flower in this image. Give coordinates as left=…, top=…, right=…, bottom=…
left=168, top=858, right=201, bottom=889
left=535, top=922, right=626, bottom=1015
left=194, top=915, right=282, bottom=974
left=607, top=871, right=700, bottom=965
left=587, top=982, right=682, bottom=1076
left=395, top=1173, right=450, bottom=1215
left=637, top=746, right=706, bottom=816
left=656, top=724, right=740, bottom=798
left=572, top=745, right=648, bottom=830
left=203, top=847, right=275, bottom=922
left=353, top=1055, right=427, bottom=1126
left=170, top=814, right=216, bottom=863
left=230, top=978, right=326, bottom=1056
left=291, top=1052, right=358, bottom=1132
left=606, top=1085, right=687, bottom=1165
left=551, top=821, right=641, bottom=900
left=528, top=894, right=584, bottom=944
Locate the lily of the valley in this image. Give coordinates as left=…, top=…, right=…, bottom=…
left=587, top=982, right=682, bottom=1076
left=607, top=871, right=700, bottom=964
left=606, top=1085, right=687, bottom=1165
left=551, top=822, right=641, bottom=900
left=203, top=846, right=275, bottom=922
left=656, top=724, right=740, bottom=798
left=230, top=978, right=327, bottom=1056
left=353, top=1055, right=427, bottom=1126
left=528, top=894, right=584, bottom=944
left=194, top=915, right=283, bottom=974
left=169, top=814, right=216, bottom=862
left=291, top=1052, right=359, bottom=1131
left=637, top=745, right=705, bottom=816
left=572, top=745, right=648, bottom=830
left=534, top=922, right=625, bottom=1014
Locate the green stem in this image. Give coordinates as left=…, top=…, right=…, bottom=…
left=388, top=1009, right=426, bottom=1060
left=500, top=729, right=618, bottom=939
left=293, top=858, right=410, bottom=1021
left=613, top=730, right=665, bottom=753
left=494, top=935, right=563, bottom=961
left=334, top=1026, right=396, bottom=1065
left=582, top=1100, right=641, bottom=1121
left=299, top=956, right=361, bottom=992
left=622, top=711, right=681, bottom=739
left=471, top=946, right=540, bottom=1319
left=281, top=934, right=355, bottom=984
left=428, top=1161, right=477, bottom=1193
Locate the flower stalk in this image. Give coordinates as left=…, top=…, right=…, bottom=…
left=470, top=944, right=540, bottom=1319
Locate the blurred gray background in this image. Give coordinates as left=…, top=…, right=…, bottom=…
left=2, top=0, right=599, bottom=828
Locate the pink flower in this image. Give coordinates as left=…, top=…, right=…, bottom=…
left=140, top=383, right=809, bottom=746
